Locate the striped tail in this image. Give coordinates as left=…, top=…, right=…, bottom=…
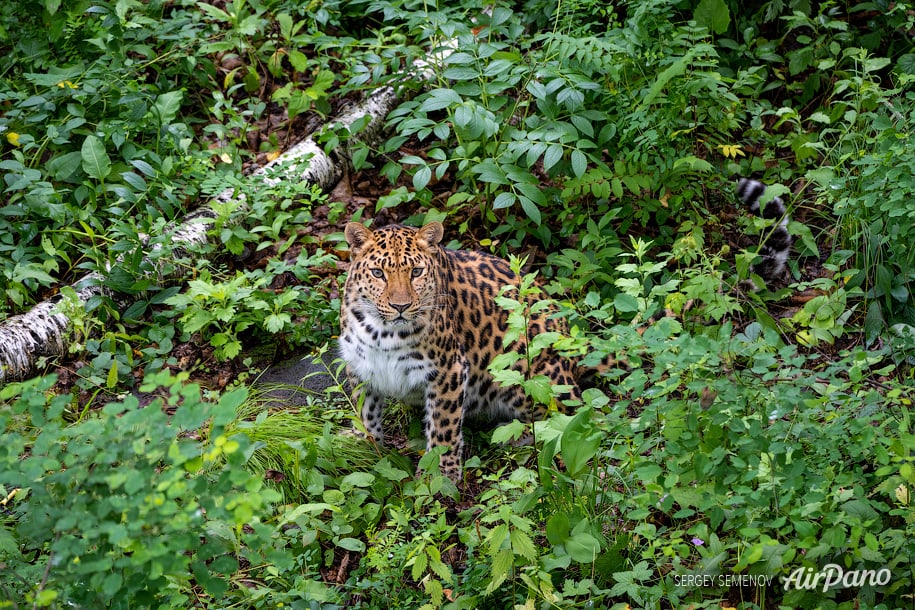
left=736, top=178, right=792, bottom=285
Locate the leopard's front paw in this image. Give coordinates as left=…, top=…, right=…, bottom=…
left=439, top=453, right=463, bottom=484
left=340, top=427, right=382, bottom=444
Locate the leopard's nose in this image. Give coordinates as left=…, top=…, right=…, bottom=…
left=390, top=302, right=411, bottom=313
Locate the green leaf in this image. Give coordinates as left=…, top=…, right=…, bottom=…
left=420, top=88, right=462, bottom=112
left=413, top=165, right=432, bottom=191
left=613, top=293, right=639, bottom=313
left=570, top=115, right=594, bottom=138
left=152, top=91, right=183, bottom=125
left=492, top=191, right=516, bottom=210
left=289, top=49, right=310, bottom=72
left=809, top=111, right=831, bottom=124
left=566, top=530, right=601, bottom=563
left=215, top=387, right=249, bottom=428
left=102, top=572, right=124, bottom=598
left=897, top=53, right=915, bottom=75
left=518, top=195, right=542, bottom=225
left=523, top=375, right=553, bottom=405
left=491, top=420, right=527, bottom=444
left=81, top=135, right=111, bottom=180
left=611, top=177, right=623, bottom=198
left=264, top=312, right=291, bottom=333
left=693, top=0, right=730, bottom=34
left=341, top=471, right=376, bottom=489
left=484, top=548, right=514, bottom=595
left=106, top=358, right=119, bottom=389
left=560, top=407, right=602, bottom=476
left=336, top=537, right=365, bottom=552
left=543, top=143, right=563, bottom=172
left=47, top=151, right=83, bottom=180
left=546, top=513, right=570, bottom=545
left=635, top=463, right=662, bottom=483
left=864, top=301, right=884, bottom=345
left=411, top=548, right=428, bottom=580
left=0, top=526, right=22, bottom=559
left=570, top=149, right=587, bottom=178
left=510, top=528, right=537, bottom=562
left=487, top=523, right=509, bottom=556
left=198, top=2, right=231, bottom=21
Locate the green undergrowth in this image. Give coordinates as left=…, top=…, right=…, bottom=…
left=3, top=0, right=915, bottom=608
left=2, top=323, right=914, bottom=608
left=224, top=382, right=406, bottom=502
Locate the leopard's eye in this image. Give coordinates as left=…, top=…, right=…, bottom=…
left=411, top=267, right=424, bottom=278
left=370, top=268, right=385, bottom=279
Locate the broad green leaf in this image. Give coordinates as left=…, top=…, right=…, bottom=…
left=81, top=135, right=111, bottom=180
left=864, top=301, right=884, bottom=345
left=335, top=537, right=365, bottom=552
left=413, top=165, right=432, bottom=191
left=491, top=420, right=527, bottom=444
left=515, top=181, right=546, bottom=205
left=545, top=512, right=570, bottom=545
left=510, top=528, right=537, bottom=562
left=47, top=151, right=83, bottom=180
left=611, top=177, right=623, bottom=198
left=613, top=293, right=639, bottom=313
left=522, top=375, right=553, bottom=405
left=492, top=191, right=516, bottom=210
left=289, top=49, right=310, bottom=72
left=897, top=53, right=915, bottom=75
left=543, top=143, right=563, bottom=172
left=420, top=88, right=462, bottom=112
left=570, top=115, right=594, bottom=138
left=693, top=0, right=730, bottom=34
left=566, top=531, right=601, bottom=563
left=560, top=407, right=602, bottom=476
left=410, top=549, right=428, bottom=580
left=570, top=149, right=587, bottom=177
left=518, top=195, right=542, bottom=225
left=198, top=2, right=231, bottom=21
left=341, top=471, right=376, bottom=489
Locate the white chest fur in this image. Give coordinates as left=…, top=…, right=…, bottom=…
left=340, top=315, right=433, bottom=405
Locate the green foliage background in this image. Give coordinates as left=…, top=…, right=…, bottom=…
left=2, top=0, right=915, bottom=608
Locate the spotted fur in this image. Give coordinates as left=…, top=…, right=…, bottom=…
left=339, top=222, right=581, bottom=482
left=737, top=178, right=793, bottom=285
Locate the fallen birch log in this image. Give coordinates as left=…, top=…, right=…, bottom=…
left=0, top=86, right=398, bottom=385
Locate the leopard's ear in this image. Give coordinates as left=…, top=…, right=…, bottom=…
left=416, top=221, right=444, bottom=248
left=345, top=222, right=375, bottom=256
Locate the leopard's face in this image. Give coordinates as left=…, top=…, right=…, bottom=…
left=343, top=222, right=445, bottom=328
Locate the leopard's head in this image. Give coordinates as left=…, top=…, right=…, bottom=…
left=344, top=222, right=444, bottom=327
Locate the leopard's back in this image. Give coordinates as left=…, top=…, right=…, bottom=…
left=439, top=247, right=578, bottom=422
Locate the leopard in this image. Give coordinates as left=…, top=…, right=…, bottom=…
left=339, top=221, right=583, bottom=482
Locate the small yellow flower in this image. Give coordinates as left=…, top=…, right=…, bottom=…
left=6, top=132, right=20, bottom=147
left=57, top=80, right=77, bottom=89
left=716, top=143, right=745, bottom=159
